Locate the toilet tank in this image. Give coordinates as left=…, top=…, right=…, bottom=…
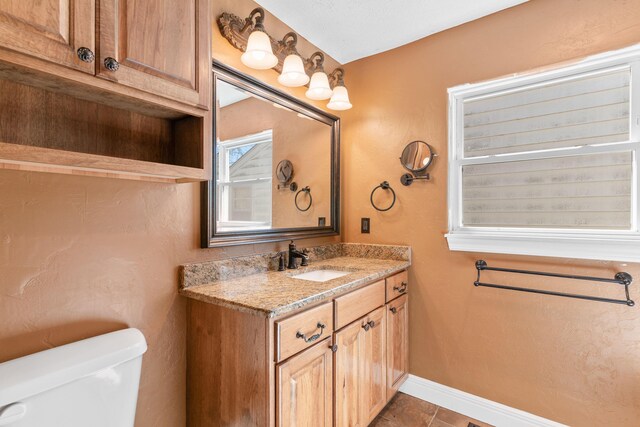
left=0, top=328, right=147, bottom=427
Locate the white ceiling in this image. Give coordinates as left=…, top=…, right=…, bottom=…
left=255, top=0, right=528, bottom=64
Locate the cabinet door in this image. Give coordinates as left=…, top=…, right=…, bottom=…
left=0, top=0, right=95, bottom=73
left=334, top=319, right=365, bottom=427
left=276, top=339, right=333, bottom=427
left=386, top=294, right=409, bottom=400
left=97, top=0, right=210, bottom=109
left=361, top=307, right=387, bottom=424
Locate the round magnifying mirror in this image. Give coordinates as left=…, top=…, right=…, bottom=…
left=276, top=160, right=294, bottom=183
left=400, top=141, right=434, bottom=173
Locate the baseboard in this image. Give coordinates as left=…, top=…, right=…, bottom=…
left=399, top=375, right=567, bottom=427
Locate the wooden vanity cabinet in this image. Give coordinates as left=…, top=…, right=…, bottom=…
left=276, top=338, right=333, bottom=427
left=186, top=269, right=409, bottom=427
left=386, top=294, right=409, bottom=399
left=334, top=306, right=386, bottom=427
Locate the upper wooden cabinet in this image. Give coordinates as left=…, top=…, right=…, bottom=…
left=0, top=0, right=211, bottom=182
left=97, top=0, right=210, bottom=109
left=0, top=0, right=210, bottom=110
left=0, top=0, right=95, bottom=74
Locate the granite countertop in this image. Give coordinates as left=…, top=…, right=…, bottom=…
left=179, top=243, right=410, bottom=318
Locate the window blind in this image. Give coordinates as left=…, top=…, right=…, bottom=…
left=461, top=151, right=633, bottom=229
left=463, top=68, right=630, bottom=157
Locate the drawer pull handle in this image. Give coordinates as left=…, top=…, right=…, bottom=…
left=393, top=282, right=408, bottom=293
left=296, top=322, right=325, bottom=343
left=390, top=307, right=398, bottom=314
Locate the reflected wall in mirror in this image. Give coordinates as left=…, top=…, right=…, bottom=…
left=202, top=61, right=340, bottom=247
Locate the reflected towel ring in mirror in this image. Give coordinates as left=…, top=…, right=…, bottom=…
left=295, top=186, right=312, bottom=211
left=370, top=181, right=396, bottom=212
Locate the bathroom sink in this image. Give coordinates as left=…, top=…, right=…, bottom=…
left=290, top=270, right=352, bottom=282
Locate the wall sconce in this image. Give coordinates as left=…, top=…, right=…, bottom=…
left=218, top=8, right=354, bottom=108
left=327, top=68, right=352, bottom=111
left=305, top=52, right=333, bottom=101
left=240, top=8, right=278, bottom=70
left=278, top=33, right=310, bottom=87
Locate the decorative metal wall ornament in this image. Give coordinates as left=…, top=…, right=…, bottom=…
left=217, top=8, right=347, bottom=89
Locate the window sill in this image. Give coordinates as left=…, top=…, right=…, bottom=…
left=445, top=231, right=640, bottom=263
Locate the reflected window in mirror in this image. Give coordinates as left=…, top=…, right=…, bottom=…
left=202, top=61, right=340, bottom=247
left=216, top=129, right=273, bottom=231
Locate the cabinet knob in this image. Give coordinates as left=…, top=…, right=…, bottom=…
left=390, top=307, right=398, bottom=314
left=362, top=322, right=370, bottom=331
left=76, top=47, right=95, bottom=63
left=104, top=57, right=120, bottom=72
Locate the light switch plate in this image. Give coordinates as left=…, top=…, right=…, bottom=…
left=361, top=218, right=370, bottom=234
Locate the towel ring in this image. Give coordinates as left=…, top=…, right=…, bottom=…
left=370, top=181, right=396, bottom=212
left=295, top=186, right=312, bottom=211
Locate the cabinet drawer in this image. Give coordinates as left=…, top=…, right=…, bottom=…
left=334, top=280, right=385, bottom=330
left=385, top=271, right=408, bottom=302
left=276, top=302, right=333, bottom=362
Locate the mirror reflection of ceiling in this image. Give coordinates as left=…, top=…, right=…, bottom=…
left=217, top=81, right=250, bottom=107
left=255, top=0, right=528, bottom=63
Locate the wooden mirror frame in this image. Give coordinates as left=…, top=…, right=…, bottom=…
left=201, top=60, right=340, bottom=247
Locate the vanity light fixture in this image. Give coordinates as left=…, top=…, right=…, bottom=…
left=278, top=33, right=310, bottom=87
left=305, top=52, right=333, bottom=101
left=327, top=68, right=352, bottom=111
left=217, top=9, right=354, bottom=108
left=240, top=8, right=278, bottom=70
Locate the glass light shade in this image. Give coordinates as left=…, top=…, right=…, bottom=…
left=305, top=71, right=333, bottom=100
left=278, top=54, right=310, bottom=87
left=327, top=85, right=352, bottom=110
left=241, top=30, right=278, bottom=70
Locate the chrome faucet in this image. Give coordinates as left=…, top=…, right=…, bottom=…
left=287, top=240, right=309, bottom=269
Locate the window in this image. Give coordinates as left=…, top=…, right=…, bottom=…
left=216, top=130, right=272, bottom=231
left=446, top=45, right=640, bottom=262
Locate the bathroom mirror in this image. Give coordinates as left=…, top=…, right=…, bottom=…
left=202, top=61, right=340, bottom=247
left=400, top=141, right=434, bottom=173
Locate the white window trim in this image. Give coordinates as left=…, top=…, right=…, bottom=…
left=216, top=129, right=273, bottom=226
left=446, top=44, right=640, bottom=262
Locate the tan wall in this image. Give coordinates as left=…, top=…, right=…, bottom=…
left=342, top=1, right=640, bottom=425
left=218, top=97, right=332, bottom=228
left=0, top=1, right=339, bottom=426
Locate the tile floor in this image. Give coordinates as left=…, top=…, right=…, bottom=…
left=370, top=392, right=493, bottom=427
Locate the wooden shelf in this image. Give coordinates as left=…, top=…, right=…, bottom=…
left=0, top=142, right=206, bottom=183
left=0, top=79, right=211, bottom=183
